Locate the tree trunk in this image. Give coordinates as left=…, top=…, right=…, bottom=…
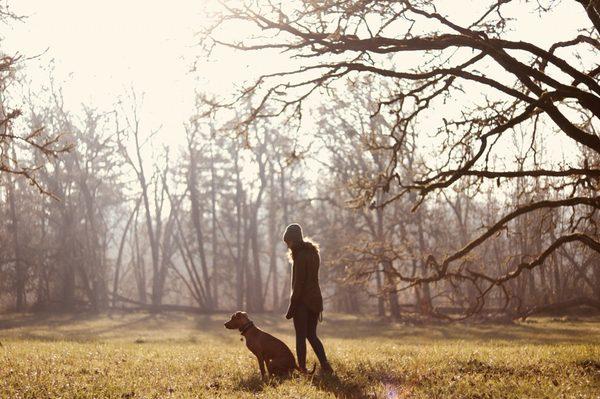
left=249, top=205, right=264, bottom=312
left=278, top=166, right=291, bottom=310
left=7, top=170, right=26, bottom=311
left=112, top=198, right=141, bottom=307
left=268, top=162, right=279, bottom=310
left=187, top=145, right=214, bottom=309
left=210, top=143, right=219, bottom=309
left=133, top=220, right=147, bottom=304
left=235, top=154, right=244, bottom=309
left=36, top=196, right=49, bottom=307
left=416, top=209, right=432, bottom=313
left=376, top=205, right=400, bottom=319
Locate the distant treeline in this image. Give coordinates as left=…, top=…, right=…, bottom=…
left=1, top=0, right=600, bottom=320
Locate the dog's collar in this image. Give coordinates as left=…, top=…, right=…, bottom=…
left=239, top=321, right=254, bottom=336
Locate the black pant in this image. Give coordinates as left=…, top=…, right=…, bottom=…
left=292, top=302, right=328, bottom=369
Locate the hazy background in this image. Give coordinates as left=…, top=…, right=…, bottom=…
left=0, top=0, right=598, bottom=320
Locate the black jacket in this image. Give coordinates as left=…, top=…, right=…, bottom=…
left=287, top=241, right=323, bottom=316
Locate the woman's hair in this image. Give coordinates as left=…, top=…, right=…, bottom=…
left=287, top=236, right=320, bottom=262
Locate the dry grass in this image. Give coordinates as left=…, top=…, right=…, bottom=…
left=0, top=311, right=599, bottom=398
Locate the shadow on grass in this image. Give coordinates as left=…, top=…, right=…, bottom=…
left=233, top=371, right=373, bottom=399
left=0, top=311, right=99, bottom=331
left=310, top=372, right=371, bottom=399
left=2, top=311, right=599, bottom=346
left=195, top=314, right=233, bottom=331
left=0, top=312, right=106, bottom=342
left=575, top=358, right=600, bottom=376
left=310, top=317, right=599, bottom=345
left=0, top=313, right=157, bottom=342
left=235, top=374, right=265, bottom=393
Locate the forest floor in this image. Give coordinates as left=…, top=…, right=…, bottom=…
left=0, top=311, right=599, bottom=398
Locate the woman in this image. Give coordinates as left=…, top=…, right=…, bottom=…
left=283, top=223, right=333, bottom=374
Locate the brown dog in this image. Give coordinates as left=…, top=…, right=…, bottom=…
left=224, top=311, right=313, bottom=379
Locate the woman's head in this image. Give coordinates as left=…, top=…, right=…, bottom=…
left=283, top=223, right=303, bottom=249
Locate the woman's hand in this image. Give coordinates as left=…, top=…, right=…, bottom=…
left=285, top=305, right=295, bottom=319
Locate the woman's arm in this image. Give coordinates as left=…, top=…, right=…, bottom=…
left=286, top=252, right=307, bottom=319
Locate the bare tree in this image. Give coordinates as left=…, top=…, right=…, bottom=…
left=205, top=0, right=600, bottom=318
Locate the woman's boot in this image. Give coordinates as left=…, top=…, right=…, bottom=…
left=321, top=361, right=334, bottom=374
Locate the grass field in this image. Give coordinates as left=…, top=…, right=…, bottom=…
left=0, top=312, right=599, bottom=398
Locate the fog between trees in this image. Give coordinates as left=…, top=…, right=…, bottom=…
left=1, top=0, right=599, bottom=320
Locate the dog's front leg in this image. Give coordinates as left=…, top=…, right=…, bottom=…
left=257, top=356, right=267, bottom=381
